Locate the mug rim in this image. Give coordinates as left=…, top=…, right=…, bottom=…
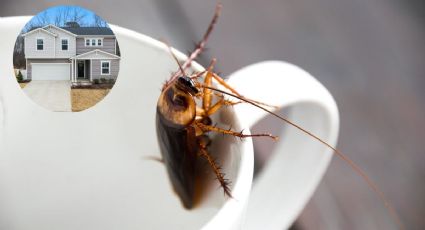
left=0, top=16, right=255, bottom=230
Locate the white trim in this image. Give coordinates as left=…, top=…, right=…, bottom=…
left=74, top=59, right=77, bottom=82
left=24, top=57, right=73, bottom=59
left=77, top=35, right=115, bottom=38
left=24, top=36, right=27, bottom=56
left=25, top=58, right=28, bottom=79
left=72, top=57, right=118, bottom=60
left=36, top=37, right=44, bottom=50
left=31, top=63, right=71, bottom=65
left=30, top=63, right=71, bottom=81
left=22, top=27, right=57, bottom=37
left=70, top=49, right=121, bottom=60
left=42, top=25, right=77, bottom=37
left=114, top=39, right=116, bottom=55
left=74, top=59, right=76, bottom=82
left=71, top=59, right=74, bottom=82
left=53, top=36, right=56, bottom=58
left=84, top=37, right=104, bottom=47
left=22, top=26, right=113, bottom=37
left=100, top=60, right=111, bottom=75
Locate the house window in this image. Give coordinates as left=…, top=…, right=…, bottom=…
left=101, top=61, right=110, bottom=75
left=61, top=39, right=68, bottom=50
left=36, top=38, right=44, bottom=50
left=85, top=38, right=104, bottom=47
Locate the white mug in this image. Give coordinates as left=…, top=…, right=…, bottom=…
left=0, top=16, right=339, bottom=230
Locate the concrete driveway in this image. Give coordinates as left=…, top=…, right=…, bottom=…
left=23, top=81, right=71, bottom=112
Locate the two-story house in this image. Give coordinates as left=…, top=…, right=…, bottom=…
left=22, top=24, right=120, bottom=83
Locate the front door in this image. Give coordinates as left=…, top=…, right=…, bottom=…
left=77, top=61, right=85, bottom=79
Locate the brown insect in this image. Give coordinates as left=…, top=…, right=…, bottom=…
left=155, top=3, right=404, bottom=229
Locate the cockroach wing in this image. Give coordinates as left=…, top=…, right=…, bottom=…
left=156, top=108, right=199, bottom=209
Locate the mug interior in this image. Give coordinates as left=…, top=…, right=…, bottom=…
left=0, top=17, right=252, bottom=230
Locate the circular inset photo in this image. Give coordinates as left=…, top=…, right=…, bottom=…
left=13, top=5, right=121, bottom=112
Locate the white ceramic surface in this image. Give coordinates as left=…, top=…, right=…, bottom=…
left=0, top=16, right=339, bottom=230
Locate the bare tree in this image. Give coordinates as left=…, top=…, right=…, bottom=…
left=22, top=6, right=90, bottom=30
left=22, top=20, right=37, bottom=33
left=22, top=11, right=47, bottom=32
left=54, top=7, right=64, bottom=26
left=35, top=11, right=49, bottom=26
left=69, top=6, right=86, bottom=26
left=13, top=35, right=26, bottom=69
left=93, top=14, right=107, bottom=27
left=61, top=7, right=71, bottom=26
left=51, top=6, right=87, bottom=27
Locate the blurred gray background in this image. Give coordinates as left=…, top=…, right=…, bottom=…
left=1, top=0, right=424, bottom=229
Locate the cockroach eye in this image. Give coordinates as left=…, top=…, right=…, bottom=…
left=177, top=76, right=199, bottom=95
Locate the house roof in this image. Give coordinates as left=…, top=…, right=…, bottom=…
left=61, top=27, right=114, bottom=36
left=70, top=49, right=121, bottom=60
left=22, top=27, right=57, bottom=37
left=43, top=25, right=78, bottom=37
left=22, top=24, right=115, bottom=37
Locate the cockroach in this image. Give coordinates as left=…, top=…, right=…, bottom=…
left=155, top=3, right=404, bottom=229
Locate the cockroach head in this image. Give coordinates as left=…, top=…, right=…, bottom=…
left=176, top=76, right=199, bottom=95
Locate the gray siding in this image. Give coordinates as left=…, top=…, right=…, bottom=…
left=24, top=30, right=55, bottom=58
left=24, top=28, right=77, bottom=59
left=76, top=37, right=116, bottom=55
left=26, top=59, right=70, bottom=79
left=91, top=59, right=120, bottom=80
left=45, top=27, right=77, bottom=58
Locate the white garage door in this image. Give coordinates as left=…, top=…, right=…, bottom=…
left=32, top=63, right=70, bottom=81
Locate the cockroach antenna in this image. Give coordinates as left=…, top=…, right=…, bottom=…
left=162, top=3, right=222, bottom=91
left=201, top=84, right=405, bottom=230
left=157, top=2, right=404, bottom=229
left=180, top=3, right=222, bottom=71
left=163, top=39, right=187, bottom=77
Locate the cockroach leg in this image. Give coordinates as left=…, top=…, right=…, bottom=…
left=210, top=72, right=241, bottom=96
left=205, top=98, right=241, bottom=116
left=196, top=107, right=206, bottom=117
left=190, top=71, right=206, bottom=80
left=195, top=121, right=278, bottom=140
left=205, top=98, right=224, bottom=116
left=202, top=59, right=217, bottom=111
left=198, top=146, right=232, bottom=197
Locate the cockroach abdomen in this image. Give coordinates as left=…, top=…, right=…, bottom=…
left=156, top=108, right=199, bottom=209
